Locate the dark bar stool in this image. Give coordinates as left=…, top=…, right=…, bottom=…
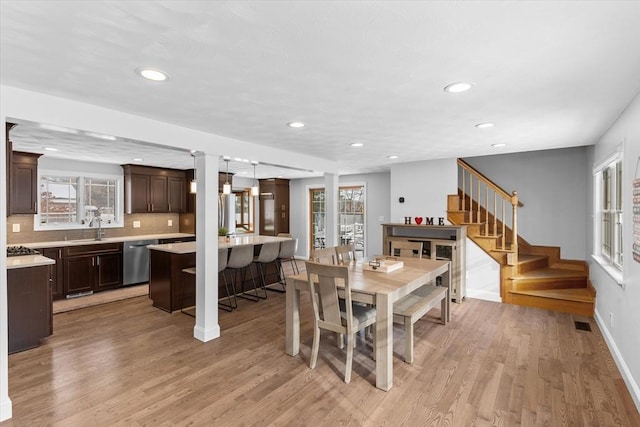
left=254, top=241, right=280, bottom=296
left=227, top=245, right=261, bottom=302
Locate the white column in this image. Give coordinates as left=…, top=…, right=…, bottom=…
left=324, top=173, right=339, bottom=247
left=0, top=117, right=13, bottom=421
left=193, top=152, right=221, bottom=342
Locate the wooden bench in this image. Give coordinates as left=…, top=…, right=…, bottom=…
left=393, top=284, right=448, bottom=364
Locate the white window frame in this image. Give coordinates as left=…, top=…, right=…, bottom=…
left=306, top=181, right=367, bottom=258
left=35, top=169, right=125, bottom=231
left=592, top=151, right=624, bottom=284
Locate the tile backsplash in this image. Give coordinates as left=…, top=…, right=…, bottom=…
left=6, top=213, right=182, bottom=244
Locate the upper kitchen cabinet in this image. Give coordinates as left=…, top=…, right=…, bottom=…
left=10, top=151, right=41, bottom=215
left=259, top=178, right=290, bottom=236
left=6, top=122, right=41, bottom=215
left=122, top=164, right=186, bottom=214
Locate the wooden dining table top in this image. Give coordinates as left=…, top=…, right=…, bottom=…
left=287, top=256, right=450, bottom=301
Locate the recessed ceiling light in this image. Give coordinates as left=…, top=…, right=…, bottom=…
left=287, top=122, right=305, bottom=128
left=475, top=122, right=495, bottom=129
left=86, top=132, right=116, bottom=140
left=135, top=67, right=169, bottom=82
left=43, top=147, right=58, bottom=152
left=491, top=143, right=506, bottom=148
left=132, top=158, right=144, bottom=162
left=39, top=124, right=78, bottom=134
left=350, top=142, right=364, bottom=147
left=443, top=82, right=474, bottom=93
left=388, top=155, right=399, bottom=160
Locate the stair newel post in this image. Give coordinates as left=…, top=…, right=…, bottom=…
left=501, top=200, right=506, bottom=250
left=493, top=192, right=497, bottom=237
left=485, top=185, right=489, bottom=235
left=469, top=174, right=474, bottom=223
left=476, top=179, right=481, bottom=225
left=510, top=191, right=519, bottom=266
left=461, top=168, right=466, bottom=211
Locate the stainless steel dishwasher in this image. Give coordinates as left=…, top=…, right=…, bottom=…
left=123, top=239, right=159, bottom=286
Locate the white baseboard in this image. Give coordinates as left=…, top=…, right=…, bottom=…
left=466, top=289, right=501, bottom=303
left=0, top=397, right=12, bottom=422
left=595, top=309, right=640, bottom=413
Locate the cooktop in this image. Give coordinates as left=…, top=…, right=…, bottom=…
left=6, top=246, right=40, bottom=257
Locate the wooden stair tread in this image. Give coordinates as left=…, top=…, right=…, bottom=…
left=509, top=288, right=595, bottom=303
left=512, top=267, right=587, bottom=280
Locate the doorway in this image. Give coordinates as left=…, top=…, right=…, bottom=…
left=309, top=185, right=365, bottom=256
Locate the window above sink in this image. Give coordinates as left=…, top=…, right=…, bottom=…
left=35, top=169, right=124, bottom=231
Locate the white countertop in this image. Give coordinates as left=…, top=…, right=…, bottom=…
left=14, top=233, right=195, bottom=249
left=148, top=235, right=291, bottom=254
left=7, top=255, right=56, bottom=269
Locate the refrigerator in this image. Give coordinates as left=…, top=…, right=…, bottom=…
left=218, top=193, right=236, bottom=235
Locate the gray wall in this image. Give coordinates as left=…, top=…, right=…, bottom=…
left=588, top=92, right=640, bottom=410
left=464, top=147, right=589, bottom=260
left=289, top=172, right=390, bottom=259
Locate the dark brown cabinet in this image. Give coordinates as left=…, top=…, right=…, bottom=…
left=39, top=247, right=64, bottom=301
left=7, top=265, right=52, bottom=353
left=63, top=242, right=123, bottom=296
left=123, top=164, right=186, bottom=214
left=10, top=151, right=41, bottom=215
left=168, top=175, right=185, bottom=213
left=259, top=178, right=290, bottom=236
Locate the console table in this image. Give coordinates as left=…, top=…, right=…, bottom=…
left=382, top=223, right=466, bottom=302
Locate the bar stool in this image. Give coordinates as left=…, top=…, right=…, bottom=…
left=180, top=267, right=196, bottom=317
left=218, top=248, right=237, bottom=311
left=254, top=241, right=280, bottom=296
left=276, top=238, right=299, bottom=291
left=227, top=245, right=261, bottom=302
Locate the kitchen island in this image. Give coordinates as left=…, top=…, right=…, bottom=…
left=147, top=235, right=291, bottom=312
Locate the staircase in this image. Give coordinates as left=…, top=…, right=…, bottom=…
left=447, top=159, right=595, bottom=316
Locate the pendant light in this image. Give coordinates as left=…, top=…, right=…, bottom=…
left=223, top=158, right=231, bottom=194
left=189, top=152, right=197, bottom=194
left=251, top=161, right=259, bottom=197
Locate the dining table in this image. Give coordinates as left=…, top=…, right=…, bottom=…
left=285, top=256, right=451, bottom=391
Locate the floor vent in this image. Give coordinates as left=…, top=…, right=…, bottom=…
left=574, top=321, right=592, bottom=331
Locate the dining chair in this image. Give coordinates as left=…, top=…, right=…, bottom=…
left=335, top=243, right=357, bottom=265
left=390, top=240, right=423, bottom=258
left=304, top=261, right=377, bottom=383
left=310, top=246, right=337, bottom=264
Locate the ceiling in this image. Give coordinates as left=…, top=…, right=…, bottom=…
left=1, top=1, right=639, bottom=178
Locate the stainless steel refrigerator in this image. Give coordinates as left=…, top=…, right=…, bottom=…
left=218, top=193, right=236, bottom=235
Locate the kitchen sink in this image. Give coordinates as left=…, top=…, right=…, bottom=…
left=69, top=238, right=113, bottom=243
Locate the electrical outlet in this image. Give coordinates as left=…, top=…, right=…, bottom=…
left=610, top=312, right=614, bottom=328
left=12, top=223, right=20, bottom=232
left=168, top=219, right=173, bottom=227
left=378, top=216, right=385, bottom=222
left=133, top=221, right=141, bottom=228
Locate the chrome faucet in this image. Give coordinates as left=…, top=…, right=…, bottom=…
left=89, top=215, right=104, bottom=241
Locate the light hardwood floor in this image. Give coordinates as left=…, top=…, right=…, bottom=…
left=3, top=289, right=639, bottom=426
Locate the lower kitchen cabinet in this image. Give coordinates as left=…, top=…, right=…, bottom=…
left=8, top=265, right=52, bottom=353
left=39, top=247, right=64, bottom=300
left=63, top=242, right=123, bottom=296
